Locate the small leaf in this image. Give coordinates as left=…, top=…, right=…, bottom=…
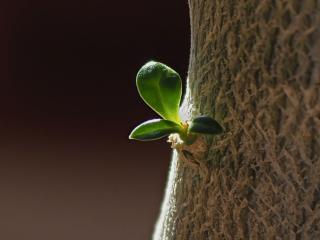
left=129, top=119, right=182, bottom=141
left=136, top=61, right=182, bottom=123
left=189, top=116, right=223, bottom=135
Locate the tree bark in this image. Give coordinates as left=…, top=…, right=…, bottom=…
left=154, top=0, right=320, bottom=239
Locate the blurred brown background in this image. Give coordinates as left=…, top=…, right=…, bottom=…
left=0, top=1, right=189, bottom=239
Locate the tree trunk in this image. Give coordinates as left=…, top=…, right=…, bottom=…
left=153, top=0, right=320, bottom=239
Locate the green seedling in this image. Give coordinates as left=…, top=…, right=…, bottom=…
left=129, top=61, right=223, bottom=145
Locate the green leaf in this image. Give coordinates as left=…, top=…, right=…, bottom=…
left=136, top=61, right=182, bottom=123
left=129, top=119, right=182, bottom=141
left=189, top=116, right=223, bottom=135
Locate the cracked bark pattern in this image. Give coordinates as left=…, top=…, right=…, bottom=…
left=153, top=0, right=320, bottom=239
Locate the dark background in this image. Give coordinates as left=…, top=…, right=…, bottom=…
left=0, top=1, right=189, bottom=239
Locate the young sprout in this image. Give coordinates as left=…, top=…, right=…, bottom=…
left=129, top=61, right=223, bottom=145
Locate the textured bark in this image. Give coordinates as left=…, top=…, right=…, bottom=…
left=154, top=0, right=320, bottom=239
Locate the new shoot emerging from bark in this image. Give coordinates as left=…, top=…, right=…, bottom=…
left=129, top=61, right=223, bottom=145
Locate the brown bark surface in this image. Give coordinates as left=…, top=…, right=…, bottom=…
left=154, top=1, right=320, bottom=239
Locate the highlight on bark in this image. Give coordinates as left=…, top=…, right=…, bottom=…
left=129, top=61, right=223, bottom=145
